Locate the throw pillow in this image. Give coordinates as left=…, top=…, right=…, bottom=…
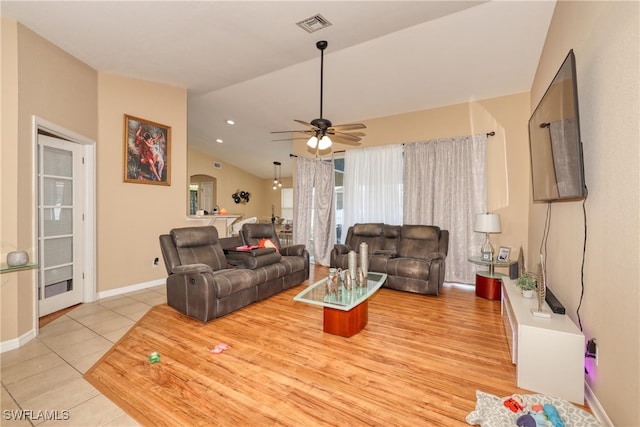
left=258, top=238, right=280, bottom=253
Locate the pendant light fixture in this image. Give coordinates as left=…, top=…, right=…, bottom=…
left=272, top=161, right=282, bottom=190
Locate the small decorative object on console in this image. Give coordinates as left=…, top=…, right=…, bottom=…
left=6, top=251, right=29, bottom=267
left=516, top=272, right=537, bottom=292
left=497, top=246, right=511, bottom=262
left=517, top=245, right=525, bottom=277
left=531, top=254, right=551, bottom=318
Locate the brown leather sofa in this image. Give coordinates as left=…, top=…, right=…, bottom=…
left=159, top=225, right=309, bottom=322
left=330, top=223, right=449, bottom=295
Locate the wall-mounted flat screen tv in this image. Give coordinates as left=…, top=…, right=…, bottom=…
left=528, top=49, right=587, bottom=202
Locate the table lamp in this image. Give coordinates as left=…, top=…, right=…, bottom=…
left=474, top=213, right=501, bottom=261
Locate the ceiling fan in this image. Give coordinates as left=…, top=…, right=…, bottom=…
left=272, top=40, right=366, bottom=151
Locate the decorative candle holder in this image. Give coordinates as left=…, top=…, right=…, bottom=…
left=359, top=242, right=368, bottom=276
left=348, top=250, right=357, bottom=280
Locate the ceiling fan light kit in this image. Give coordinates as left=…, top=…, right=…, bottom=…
left=318, top=135, right=332, bottom=150
left=272, top=40, right=366, bottom=153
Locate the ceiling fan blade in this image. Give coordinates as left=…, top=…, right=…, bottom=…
left=272, top=137, right=310, bottom=142
left=331, top=123, right=366, bottom=131
left=329, top=130, right=366, bottom=138
left=294, top=119, right=316, bottom=128
left=331, top=136, right=362, bottom=146
left=271, top=130, right=314, bottom=135
left=328, top=132, right=361, bottom=142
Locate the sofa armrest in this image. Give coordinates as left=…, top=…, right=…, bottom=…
left=333, top=244, right=352, bottom=255
left=424, top=251, right=446, bottom=262
left=172, top=263, right=214, bottom=275
left=281, top=244, right=306, bottom=257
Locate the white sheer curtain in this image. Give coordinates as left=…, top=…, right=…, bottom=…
left=343, top=145, right=403, bottom=231
left=293, top=156, right=336, bottom=266
left=403, top=134, right=487, bottom=284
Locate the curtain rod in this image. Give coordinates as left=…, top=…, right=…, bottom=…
left=289, top=131, right=495, bottom=157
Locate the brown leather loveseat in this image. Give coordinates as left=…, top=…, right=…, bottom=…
left=159, top=225, right=309, bottom=322
left=330, top=223, right=449, bottom=295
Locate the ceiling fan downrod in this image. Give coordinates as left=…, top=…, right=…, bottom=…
left=317, top=40, right=327, bottom=121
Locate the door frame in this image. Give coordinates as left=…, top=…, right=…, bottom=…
left=32, top=117, right=96, bottom=330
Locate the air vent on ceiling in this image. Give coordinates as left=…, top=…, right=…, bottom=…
left=213, top=162, right=222, bottom=169
left=296, top=14, right=332, bottom=33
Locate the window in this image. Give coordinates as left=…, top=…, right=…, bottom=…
left=281, top=188, right=293, bottom=221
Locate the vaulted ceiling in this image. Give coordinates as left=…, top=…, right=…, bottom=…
left=2, top=1, right=555, bottom=178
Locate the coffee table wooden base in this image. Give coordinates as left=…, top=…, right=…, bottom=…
left=323, top=300, right=368, bottom=337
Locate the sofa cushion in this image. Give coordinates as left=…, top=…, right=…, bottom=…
left=381, top=225, right=401, bottom=254
left=242, top=223, right=283, bottom=249
left=352, top=223, right=384, bottom=237
left=171, top=227, right=227, bottom=271
left=278, top=255, right=307, bottom=275
left=397, top=225, right=441, bottom=259
left=387, top=257, right=431, bottom=280
left=350, top=223, right=384, bottom=253
left=211, top=269, right=260, bottom=298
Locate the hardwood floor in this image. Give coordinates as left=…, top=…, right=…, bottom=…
left=84, top=265, right=543, bottom=426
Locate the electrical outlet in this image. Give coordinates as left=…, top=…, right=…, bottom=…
left=586, top=338, right=598, bottom=367
left=152, top=257, right=159, bottom=268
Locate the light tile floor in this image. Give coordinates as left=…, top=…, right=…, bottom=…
left=1, top=285, right=167, bottom=426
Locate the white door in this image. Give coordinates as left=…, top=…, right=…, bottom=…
left=200, top=181, right=213, bottom=212
left=37, top=135, right=84, bottom=316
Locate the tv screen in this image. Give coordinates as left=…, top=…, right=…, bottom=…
left=528, top=50, right=587, bottom=202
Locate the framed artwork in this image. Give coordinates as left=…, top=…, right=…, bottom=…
left=123, top=114, right=171, bottom=185
left=497, top=246, right=511, bottom=262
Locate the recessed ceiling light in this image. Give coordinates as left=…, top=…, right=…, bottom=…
left=216, top=139, right=223, bottom=143
left=226, top=119, right=235, bottom=125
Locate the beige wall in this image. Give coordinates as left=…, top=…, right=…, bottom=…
left=293, top=92, right=532, bottom=261
left=528, top=1, right=639, bottom=424
left=97, top=73, right=187, bottom=292
left=1, top=21, right=98, bottom=343
left=1, top=18, right=22, bottom=343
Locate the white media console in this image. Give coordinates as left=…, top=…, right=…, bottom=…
left=501, top=277, right=585, bottom=403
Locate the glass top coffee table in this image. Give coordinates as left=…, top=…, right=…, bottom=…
left=294, top=272, right=387, bottom=337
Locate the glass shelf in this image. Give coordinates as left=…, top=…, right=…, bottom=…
left=0, top=262, right=38, bottom=274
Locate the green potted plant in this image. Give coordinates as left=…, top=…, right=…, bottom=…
left=516, top=272, right=537, bottom=298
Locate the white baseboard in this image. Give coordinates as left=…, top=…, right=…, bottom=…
left=97, top=279, right=166, bottom=300
left=1, top=328, right=36, bottom=354
left=585, top=381, right=613, bottom=426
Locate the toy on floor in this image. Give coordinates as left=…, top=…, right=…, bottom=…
left=148, top=351, right=160, bottom=363
left=516, top=414, right=537, bottom=427
left=544, top=403, right=565, bottom=427
left=504, top=396, right=524, bottom=412
left=210, top=343, right=229, bottom=354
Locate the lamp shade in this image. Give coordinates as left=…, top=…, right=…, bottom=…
left=306, top=136, right=318, bottom=149
left=318, top=135, right=332, bottom=150
left=474, top=213, right=501, bottom=233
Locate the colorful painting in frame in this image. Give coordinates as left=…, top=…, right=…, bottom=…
left=123, top=114, right=171, bottom=185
